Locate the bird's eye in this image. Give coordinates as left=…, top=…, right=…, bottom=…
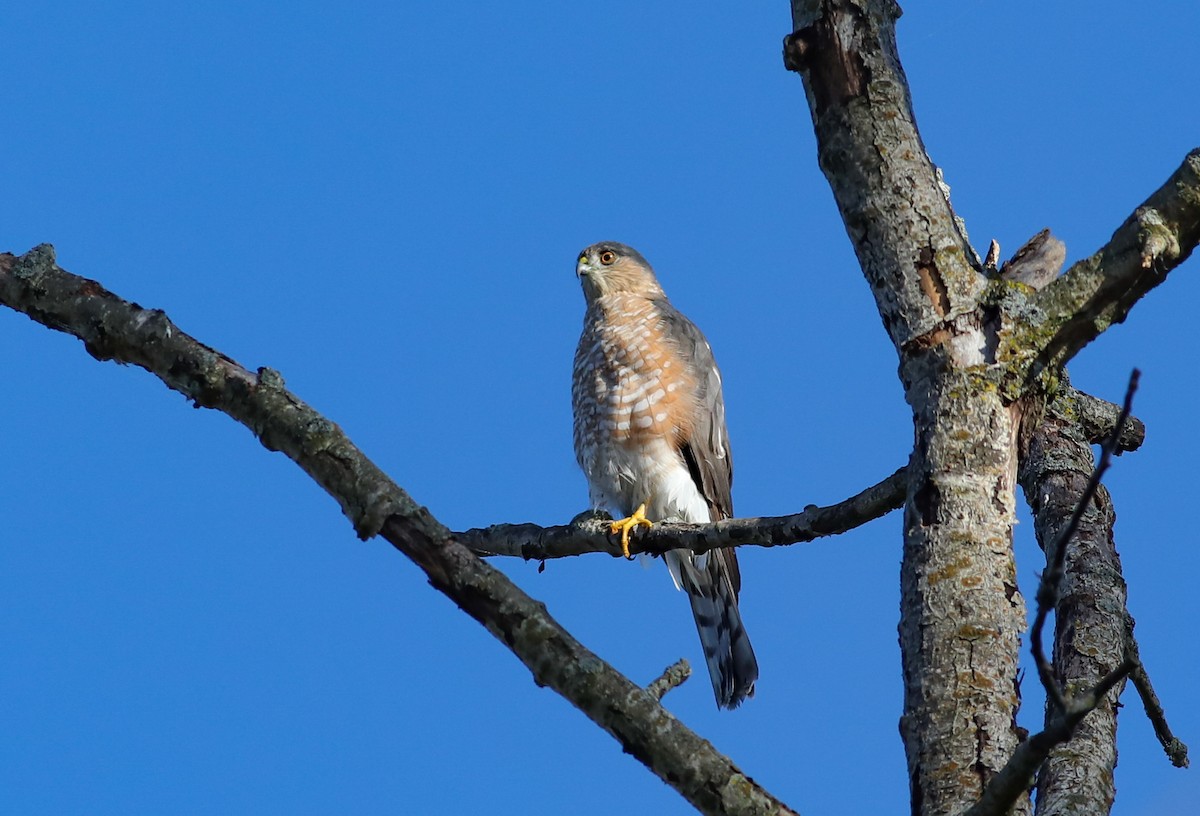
left=599, top=250, right=617, bottom=265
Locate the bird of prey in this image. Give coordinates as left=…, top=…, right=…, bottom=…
left=571, top=241, right=758, bottom=709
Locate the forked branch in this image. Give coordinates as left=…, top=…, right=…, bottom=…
left=0, top=245, right=798, bottom=816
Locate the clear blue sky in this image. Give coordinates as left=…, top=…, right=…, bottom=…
left=2, top=2, right=1197, bottom=814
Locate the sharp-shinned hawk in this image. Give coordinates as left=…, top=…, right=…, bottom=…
left=571, top=241, right=758, bottom=709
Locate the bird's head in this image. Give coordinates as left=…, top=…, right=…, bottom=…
left=576, top=241, right=664, bottom=302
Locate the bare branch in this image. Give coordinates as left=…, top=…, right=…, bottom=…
left=461, top=376, right=1142, bottom=563
left=0, top=245, right=799, bottom=816
left=964, top=658, right=1137, bottom=816
left=646, top=659, right=692, bottom=701
left=784, top=0, right=982, bottom=352
left=1030, top=370, right=1138, bottom=715
left=1068, top=385, right=1146, bottom=451
left=1126, top=615, right=1190, bottom=768
left=1016, top=150, right=1200, bottom=386
left=460, top=466, right=907, bottom=560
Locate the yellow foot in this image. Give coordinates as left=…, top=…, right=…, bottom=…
left=610, top=503, right=653, bottom=559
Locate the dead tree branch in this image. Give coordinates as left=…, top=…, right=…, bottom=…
left=461, top=378, right=1147, bottom=563
left=460, top=466, right=907, bottom=559
left=1030, top=371, right=1139, bottom=717
left=647, top=659, right=692, bottom=701
left=0, top=245, right=798, bottom=816
left=784, top=0, right=982, bottom=354
left=969, top=370, right=1176, bottom=816
left=1007, top=150, right=1200, bottom=391
left=1126, top=616, right=1190, bottom=769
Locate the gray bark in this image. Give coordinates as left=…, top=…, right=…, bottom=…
left=786, top=2, right=1026, bottom=812
left=1020, top=386, right=1129, bottom=815
left=3, top=3, right=1198, bottom=812
left=784, top=2, right=1199, bottom=815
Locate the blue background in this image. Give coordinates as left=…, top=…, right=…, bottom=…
left=2, top=2, right=1197, bottom=813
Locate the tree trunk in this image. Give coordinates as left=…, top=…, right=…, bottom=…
left=1020, top=387, right=1129, bottom=815
left=786, top=1, right=1029, bottom=812
left=900, top=371, right=1028, bottom=816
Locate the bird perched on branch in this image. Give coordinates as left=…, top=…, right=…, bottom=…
left=571, top=241, right=758, bottom=709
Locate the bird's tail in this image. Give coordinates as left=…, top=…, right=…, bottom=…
left=667, top=548, right=758, bottom=709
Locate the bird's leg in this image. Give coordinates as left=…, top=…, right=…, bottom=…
left=610, top=503, right=653, bottom=559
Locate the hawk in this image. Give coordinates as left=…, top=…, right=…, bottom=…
left=571, top=241, right=758, bottom=709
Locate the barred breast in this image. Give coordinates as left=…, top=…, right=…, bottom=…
left=572, top=294, right=699, bottom=515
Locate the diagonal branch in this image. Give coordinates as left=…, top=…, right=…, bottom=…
left=460, top=466, right=907, bottom=559
left=1009, top=149, right=1200, bottom=390
left=1126, top=615, right=1190, bottom=769
left=0, top=245, right=798, bottom=816
left=784, top=0, right=983, bottom=352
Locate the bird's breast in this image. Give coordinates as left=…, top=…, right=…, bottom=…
left=574, top=297, right=697, bottom=441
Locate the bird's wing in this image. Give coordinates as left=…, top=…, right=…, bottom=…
left=656, top=299, right=740, bottom=592
left=656, top=297, right=757, bottom=707
left=656, top=298, right=734, bottom=517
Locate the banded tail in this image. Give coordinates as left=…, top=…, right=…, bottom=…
left=667, top=547, right=758, bottom=708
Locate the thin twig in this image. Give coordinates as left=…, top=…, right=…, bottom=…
left=1126, top=614, right=1190, bottom=768
left=646, top=659, right=692, bottom=701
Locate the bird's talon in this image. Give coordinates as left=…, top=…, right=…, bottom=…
left=610, top=503, right=653, bottom=559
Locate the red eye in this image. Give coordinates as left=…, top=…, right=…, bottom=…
left=599, top=250, right=617, bottom=265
